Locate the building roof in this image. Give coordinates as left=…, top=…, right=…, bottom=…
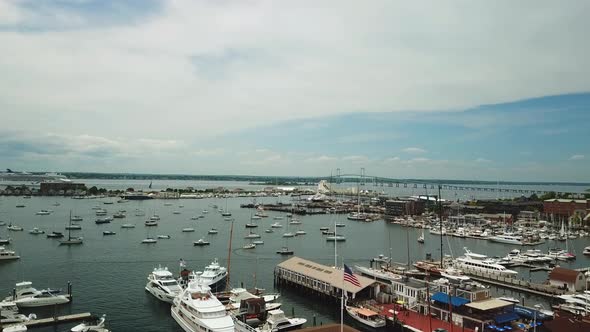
left=276, top=256, right=376, bottom=294
left=544, top=199, right=587, bottom=204
left=464, top=298, right=512, bottom=311
left=549, top=267, right=581, bottom=283
left=431, top=292, right=470, bottom=307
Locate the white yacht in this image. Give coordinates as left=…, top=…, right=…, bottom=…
left=440, top=267, right=470, bottom=282
left=71, top=314, right=109, bottom=332
left=488, top=234, right=523, bottom=245
left=547, top=248, right=576, bottom=261
left=0, top=302, right=36, bottom=324
left=171, top=282, right=234, bottom=332
left=326, top=235, right=346, bottom=242
left=182, top=228, right=195, bottom=232
left=145, top=266, right=182, bottom=303
left=257, top=309, right=306, bottom=332
left=4, top=282, right=69, bottom=307
left=270, top=222, right=283, bottom=228
left=345, top=306, right=385, bottom=328
left=141, top=238, right=157, bottom=244
left=121, top=223, right=135, bottom=228
left=244, top=232, right=261, bottom=239
left=0, top=246, right=20, bottom=261
left=192, top=259, right=228, bottom=291
left=194, top=239, right=210, bottom=246
left=28, top=228, right=44, bottom=235
left=227, top=288, right=281, bottom=312
left=454, top=248, right=518, bottom=277
left=7, top=224, right=23, bottom=231
left=35, top=210, right=51, bottom=216
left=583, top=246, right=590, bottom=256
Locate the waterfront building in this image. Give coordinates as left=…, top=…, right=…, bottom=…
left=548, top=267, right=587, bottom=292
left=384, top=199, right=424, bottom=218
left=543, top=199, right=589, bottom=222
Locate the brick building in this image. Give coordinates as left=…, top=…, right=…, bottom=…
left=384, top=199, right=424, bottom=217
left=543, top=199, right=589, bottom=221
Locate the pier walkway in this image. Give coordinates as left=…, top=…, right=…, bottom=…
left=463, top=269, right=566, bottom=298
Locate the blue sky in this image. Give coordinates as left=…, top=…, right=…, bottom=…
left=0, top=1, right=589, bottom=181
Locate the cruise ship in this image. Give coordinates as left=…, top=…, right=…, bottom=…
left=454, top=248, right=518, bottom=277
left=171, top=282, right=235, bottom=332
left=0, top=169, right=69, bottom=182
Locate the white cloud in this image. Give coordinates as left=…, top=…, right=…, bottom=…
left=1, top=0, right=589, bottom=143
left=403, top=147, right=427, bottom=154
left=569, top=154, right=585, bottom=160
left=475, top=158, right=491, bottom=163
left=384, top=157, right=401, bottom=162
left=342, top=155, right=369, bottom=163
left=305, top=155, right=338, bottom=163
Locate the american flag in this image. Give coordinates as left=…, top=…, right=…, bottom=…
left=343, top=264, right=361, bottom=287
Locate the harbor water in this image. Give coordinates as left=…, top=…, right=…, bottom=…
left=1, top=182, right=589, bottom=331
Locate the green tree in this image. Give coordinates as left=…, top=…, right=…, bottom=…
left=88, top=186, right=99, bottom=195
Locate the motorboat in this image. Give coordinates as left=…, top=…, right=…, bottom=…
left=102, top=231, right=116, bottom=236
left=157, top=235, right=171, bottom=239
left=244, top=232, right=261, bottom=239
left=295, top=230, right=306, bottom=235
left=0, top=301, right=36, bottom=324
left=440, top=267, right=470, bottom=282
left=142, top=238, right=157, bottom=244
left=191, top=216, right=199, bottom=220
left=245, top=223, right=258, bottom=228
left=271, top=222, right=283, bottom=228
left=121, top=223, right=135, bottom=228
left=15, top=204, right=25, bottom=208
left=192, top=259, right=228, bottom=290
left=347, top=212, right=368, bottom=221
left=584, top=246, right=590, bottom=256
left=417, top=230, right=425, bottom=243
left=223, top=217, right=233, bottom=221
left=70, top=216, right=83, bottom=222
left=95, top=218, right=112, bottom=224
left=488, top=234, right=523, bottom=245
left=145, top=221, right=158, bottom=226
left=221, top=212, right=232, bottom=217
left=71, top=314, right=109, bottom=332
left=253, top=240, right=264, bottom=245
left=194, top=239, right=210, bottom=246
left=319, top=227, right=330, bottom=231
left=547, top=248, right=576, bottom=261
left=2, top=323, right=28, bottom=332
left=372, top=254, right=390, bottom=263
left=46, top=232, right=64, bottom=238
left=4, top=282, right=69, bottom=307
left=276, top=247, right=294, bottom=255
left=335, top=223, right=346, bottom=227
left=454, top=248, right=518, bottom=277
left=0, top=221, right=6, bottom=226
left=326, top=235, right=346, bottom=242
left=35, top=210, right=51, bottom=216
left=113, top=212, right=125, bottom=218
left=171, top=282, right=234, bottom=332
left=173, top=211, right=181, bottom=215
left=282, top=232, right=294, bottom=238
left=0, top=237, right=10, bottom=245
left=322, top=230, right=335, bottom=235
left=95, top=209, right=107, bottom=216
left=0, top=246, right=20, bottom=261
left=345, top=306, right=385, bottom=328
left=28, top=228, right=44, bottom=235
left=145, top=266, right=182, bottom=303
left=182, top=228, right=195, bottom=232
left=202, top=210, right=209, bottom=214
left=265, top=229, right=274, bottom=233
left=7, top=224, right=23, bottom=231
left=289, top=219, right=301, bottom=225
left=257, top=309, right=306, bottom=332
left=208, top=229, right=218, bottom=234
left=150, top=215, right=160, bottom=221
left=243, top=243, right=256, bottom=249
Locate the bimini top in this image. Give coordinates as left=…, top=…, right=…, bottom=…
left=431, top=292, right=470, bottom=307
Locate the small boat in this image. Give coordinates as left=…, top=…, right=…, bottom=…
left=95, top=218, right=112, bottom=224
left=70, top=216, right=83, bottom=222
left=265, top=229, right=274, bottom=233
left=418, top=230, right=425, bottom=244
left=221, top=212, right=232, bottom=217
left=157, top=235, right=171, bottom=239
left=208, top=229, right=218, bottom=234
left=319, top=227, right=330, bottom=231
left=345, top=306, right=385, bottom=328
left=271, top=222, right=283, bottom=228
left=3, top=281, right=69, bottom=307
left=103, top=201, right=114, bottom=205
left=102, top=231, right=116, bottom=236
left=326, top=235, right=346, bottom=242
left=0, top=221, right=6, bottom=226
left=251, top=215, right=262, bottom=220
left=282, top=232, right=295, bottom=238
left=243, top=243, right=256, bottom=249
left=223, top=217, right=233, bottom=221
left=335, top=223, right=345, bottom=227
left=173, top=211, right=181, bottom=215
left=244, top=232, right=261, bottom=239
left=65, top=224, right=81, bottom=230
left=150, top=215, right=160, bottom=221
left=583, top=246, right=590, bottom=255
left=178, top=205, right=184, bottom=208
left=0, top=246, right=20, bottom=260
left=190, top=216, right=199, bottom=220
left=164, top=203, right=172, bottom=206
left=59, top=236, right=83, bottom=245
left=194, top=239, right=210, bottom=246
left=245, top=223, right=258, bottom=228
left=144, top=221, right=158, bottom=226
left=253, top=240, right=264, bottom=245
left=121, top=223, right=135, bottom=228
left=295, top=230, right=306, bottom=235
left=259, top=309, right=306, bottom=331
left=28, top=228, right=45, bottom=235
left=46, top=232, right=64, bottom=238
left=0, top=237, right=11, bottom=244
left=276, top=247, right=294, bottom=255
left=289, top=219, right=301, bottom=225
left=70, top=314, right=109, bottom=332
left=322, top=230, right=335, bottom=235
left=182, top=228, right=195, bottom=232
left=8, top=224, right=24, bottom=231
left=112, top=212, right=125, bottom=218
left=202, top=210, right=209, bottom=214
left=15, top=204, right=26, bottom=208
left=141, top=238, right=157, bottom=244
left=35, top=210, right=51, bottom=215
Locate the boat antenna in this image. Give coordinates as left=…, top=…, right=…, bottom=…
left=438, top=185, right=444, bottom=268
left=225, top=220, right=234, bottom=291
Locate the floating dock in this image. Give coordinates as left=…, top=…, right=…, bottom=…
left=462, top=270, right=566, bottom=298
left=24, top=312, right=93, bottom=328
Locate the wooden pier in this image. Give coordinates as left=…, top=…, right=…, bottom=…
left=462, top=269, right=566, bottom=298
left=24, top=312, right=93, bottom=328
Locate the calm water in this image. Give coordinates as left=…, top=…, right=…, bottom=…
left=1, top=193, right=589, bottom=331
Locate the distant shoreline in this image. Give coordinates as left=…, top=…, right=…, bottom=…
left=60, top=172, right=590, bottom=187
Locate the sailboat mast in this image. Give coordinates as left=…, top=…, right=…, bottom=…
left=438, top=185, right=444, bottom=268
left=68, top=210, right=72, bottom=241
left=225, top=220, right=234, bottom=291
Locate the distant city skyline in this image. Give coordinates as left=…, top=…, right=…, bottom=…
left=0, top=1, right=589, bottom=182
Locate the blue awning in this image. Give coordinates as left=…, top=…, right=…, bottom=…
left=495, top=312, right=519, bottom=324
left=431, top=292, right=470, bottom=307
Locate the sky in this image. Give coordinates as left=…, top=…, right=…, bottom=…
left=0, top=0, right=589, bottom=181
